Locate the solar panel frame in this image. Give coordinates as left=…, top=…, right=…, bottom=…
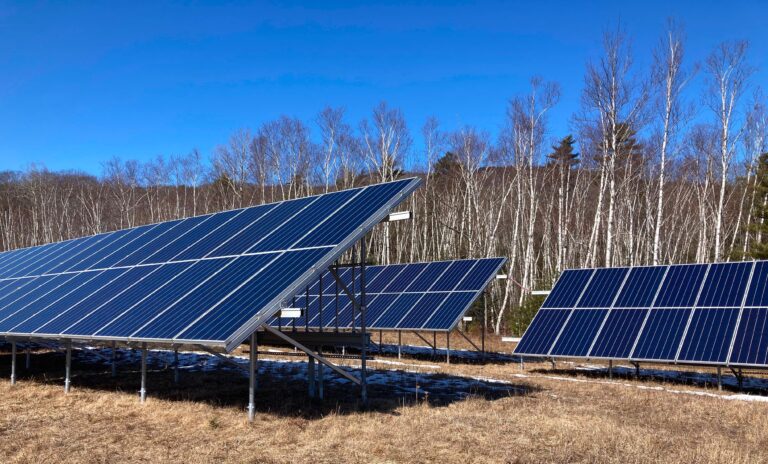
left=0, top=178, right=422, bottom=352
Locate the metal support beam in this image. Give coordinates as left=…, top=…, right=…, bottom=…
left=359, top=237, right=368, bottom=407
left=173, top=347, right=179, bottom=384
left=195, top=345, right=249, bottom=372
left=608, top=360, right=613, bottom=379
left=413, top=331, right=435, bottom=350
left=10, top=341, right=16, bottom=385
left=482, top=291, right=487, bottom=363
left=446, top=332, right=450, bottom=364
left=717, top=366, right=722, bottom=391
left=248, top=332, right=257, bottom=422
left=317, top=352, right=324, bottom=400
left=397, top=331, right=402, bottom=359
left=111, top=341, right=117, bottom=378
left=308, top=355, right=316, bottom=398
left=64, top=340, right=72, bottom=393
left=139, top=342, right=147, bottom=403
left=455, top=329, right=482, bottom=352
left=262, top=325, right=361, bottom=386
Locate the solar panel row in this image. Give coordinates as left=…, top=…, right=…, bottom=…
left=514, top=261, right=768, bottom=367
left=0, top=178, right=421, bottom=351
left=268, top=257, right=506, bottom=331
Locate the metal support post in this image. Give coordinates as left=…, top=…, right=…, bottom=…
left=25, top=345, right=30, bottom=370
left=446, top=332, right=450, bottom=364
left=608, top=360, right=613, bottom=379
left=635, top=362, right=640, bottom=378
left=64, top=340, right=72, bottom=393
left=317, top=356, right=324, bottom=400
left=717, top=366, right=722, bottom=391
left=139, top=343, right=147, bottom=403
left=10, top=341, right=16, bottom=385
left=482, top=292, right=487, bottom=363
left=248, top=332, right=257, bottom=422
left=738, top=368, right=743, bottom=390
left=308, top=355, right=316, bottom=398
left=111, top=341, right=117, bottom=378
left=432, top=332, right=437, bottom=358
left=397, top=331, right=402, bottom=359
left=360, top=238, right=368, bottom=407
left=379, top=330, right=383, bottom=353
left=550, top=359, right=556, bottom=370
left=173, top=347, right=179, bottom=384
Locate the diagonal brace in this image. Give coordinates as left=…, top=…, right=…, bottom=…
left=195, top=345, right=249, bottom=372
left=456, top=330, right=482, bottom=352
left=262, top=325, right=361, bottom=386
left=329, top=267, right=361, bottom=312
left=413, top=331, right=436, bottom=350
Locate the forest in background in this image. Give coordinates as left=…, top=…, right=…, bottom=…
left=2, top=23, right=768, bottom=335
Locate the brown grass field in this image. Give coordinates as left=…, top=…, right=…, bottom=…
left=0, top=333, right=766, bottom=464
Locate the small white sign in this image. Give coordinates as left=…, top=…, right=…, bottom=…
left=280, top=308, right=302, bottom=318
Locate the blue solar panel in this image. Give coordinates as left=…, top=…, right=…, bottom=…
left=0, top=178, right=421, bottom=350
left=613, top=266, right=667, bottom=308
left=541, top=269, right=593, bottom=308
left=631, top=308, right=691, bottom=361
left=589, top=309, right=648, bottom=358
left=577, top=268, right=628, bottom=308
left=745, top=261, right=768, bottom=307
left=550, top=309, right=607, bottom=356
left=696, top=262, right=752, bottom=307
left=677, top=308, right=740, bottom=363
left=654, top=264, right=708, bottom=307
left=515, top=309, right=571, bottom=355
left=268, top=257, right=506, bottom=332
left=730, top=308, right=768, bottom=366
left=515, top=261, right=768, bottom=368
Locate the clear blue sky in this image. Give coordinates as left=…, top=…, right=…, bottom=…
left=0, top=0, right=766, bottom=175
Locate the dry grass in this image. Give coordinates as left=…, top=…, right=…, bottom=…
left=0, top=338, right=766, bottom=464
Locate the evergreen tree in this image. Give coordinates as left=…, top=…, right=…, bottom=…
left=434, top=151, right=461, bottom=178
left=749, top=152, right=768, bottom=259
left=547, top=135, right=580, bottom=168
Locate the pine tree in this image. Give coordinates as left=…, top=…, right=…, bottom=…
left=547, top=135, right=580, bottom=168
left=749, top=152, right=768, bottom=259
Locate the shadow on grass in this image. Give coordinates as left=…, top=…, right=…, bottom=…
left=0, top=344, right=537, bottom=419
left=529, top=364, right=768, bottom=396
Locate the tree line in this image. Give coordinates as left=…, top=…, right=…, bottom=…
left=1, top=23, right=767, bottom=335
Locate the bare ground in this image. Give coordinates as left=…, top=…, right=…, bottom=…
left=0, top=334, right=765, bottom=464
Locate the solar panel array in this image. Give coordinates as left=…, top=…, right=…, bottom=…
left=514, top=261, right=768, bottom=367
left=268, top=257, right=505, bottom=331
left=0, top=178, right=421, bottom=351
